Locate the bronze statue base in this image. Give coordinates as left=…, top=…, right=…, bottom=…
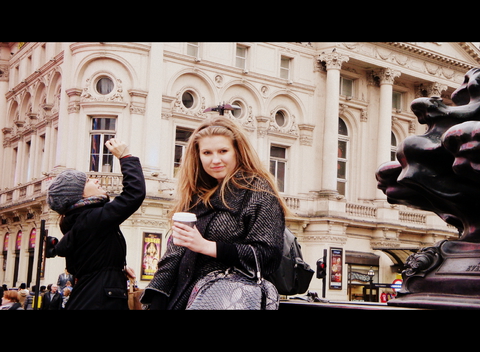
left=389, top=293, right=480, bottom=309
left=388, top=240, right=480, bottom=309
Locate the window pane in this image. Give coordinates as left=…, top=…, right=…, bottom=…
left=231, top=101, right=242, bottom=118
left=92, top=118, right=116, bottom=131
left=337, top=160, right=346, bottom=179
left=236, top=46, right=246, bottom=69
left=338, top=141, right=347, bottom=159
left=338, top=118, right=348, bottom=136
left=102, top=134, right=115, bottom=154
left=182, top=91, right=194, bottom=108
left=337, top=181, right=346, bottom=196
left=90, top=134, right=101, bottom=171
left=174, top=145, right=183, bottom=167
left=270, top=160, right=276, bottom=176
left=391, top=132, right=397, bottom=146
left=340, top=77, right=354, bottom=97
left=277, top=161, right=285, bottom=192
left=275, top=111, right=286, bottom=127
left=102, top=154, right=114, bottom=172
left=280, top=57, right=290, bottom=79
left=271, top=146, right=286, bottom=159
left=176, top=128, right=193, bottom=142
left=187, top=42, right=198, bottom=57
left=392, top=91, right=402, bottom=110
left=391, top=151, right=397, bottom=161
left=96, top=77, right=114, bottom=95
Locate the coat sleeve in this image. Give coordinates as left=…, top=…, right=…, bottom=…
left=93, top=156, right=146, bottom=229
left=236, top=188, right=285, bottom=277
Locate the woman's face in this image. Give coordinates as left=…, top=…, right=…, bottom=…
left=83, top=178, right=107, bottom=198
left=198, top=135, right=238, bottom=183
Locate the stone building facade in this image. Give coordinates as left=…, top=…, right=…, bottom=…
left=1, top=42, right=477, bottom=302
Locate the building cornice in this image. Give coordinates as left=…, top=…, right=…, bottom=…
left=382, top=42, right=479, bottom=69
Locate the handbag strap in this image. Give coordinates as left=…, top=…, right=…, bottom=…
left=248, top=245, right=262, bottom=284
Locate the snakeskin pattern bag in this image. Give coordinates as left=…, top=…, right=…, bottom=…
left=186, top=246, right=279, bottom=310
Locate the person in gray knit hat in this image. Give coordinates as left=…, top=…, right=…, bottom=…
left=49, top=138, right=145, bottom=310
left=47, top=170, right=88, bottom=215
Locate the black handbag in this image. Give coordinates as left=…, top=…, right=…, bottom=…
left=186, top=246, right=279, bottom=310
left=266, top=227, right=315, bottom=295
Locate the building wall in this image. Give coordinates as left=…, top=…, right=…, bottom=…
left=1, top=42, right=475, bottom=301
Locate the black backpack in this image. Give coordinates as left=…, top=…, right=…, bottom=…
left=266, top=227, right=314, bottom=295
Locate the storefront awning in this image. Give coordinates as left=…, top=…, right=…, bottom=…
left=373, top=248, right=419, bottom=267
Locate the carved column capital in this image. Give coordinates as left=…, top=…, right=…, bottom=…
left=318, top=51, right=349, bottom=70
left=427, top=82, right=448, bottom=97
left=376, top=68, right=401, bottom=85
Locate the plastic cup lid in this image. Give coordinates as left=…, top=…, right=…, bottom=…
left=172, top=212, right=197, bottom=222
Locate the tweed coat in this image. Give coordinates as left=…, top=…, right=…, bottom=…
left=142, top=174, right=285, bottom=310
left=55, top=157, right=146, bottom=310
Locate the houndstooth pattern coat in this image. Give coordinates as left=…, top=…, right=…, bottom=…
left=142, top=175, right=285, bottom=310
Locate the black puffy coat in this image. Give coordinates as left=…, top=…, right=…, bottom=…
left=142, top=174, right=285, bottom=310
left=55, top=157, right=146, bottom=310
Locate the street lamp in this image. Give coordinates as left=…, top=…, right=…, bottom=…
left=204, top=102, right=241, bottom=116
left=367, top=267, right=375, bottom=302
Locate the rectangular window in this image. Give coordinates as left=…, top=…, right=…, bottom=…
left=340, top=77, right=354, bottom=97
left=392, top=91, right=402, bottom=111
left=90, top=117, right=116, bottom=172
left=280, top=56, right=291, bottom=80
left=270, top=145, right=287, bottom=193
left=187, top=42, right=199, bottom=57
left=25, top=140, right=32, bottom=181
left=236, top=45, right=247, bottom=70
left=174, top=127, right=193, bottom=177
left=337, top=140, right=347, bottom=196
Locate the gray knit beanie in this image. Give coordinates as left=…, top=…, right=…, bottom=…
left=47, top=170, right=87, bottom=214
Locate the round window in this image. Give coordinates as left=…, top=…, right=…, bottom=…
left=96, top=77, right=114, bottom=95
left=275, top=110, right=286, bottom=127
left=231, top=100, right=243, bottom=118
left=182, top=91, right=194, bottom=109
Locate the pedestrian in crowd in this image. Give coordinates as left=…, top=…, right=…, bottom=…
left=1, top=290, right=23, bottom=310
left=62, top=281, right=73, bottom=295
left=62, top=288, right=71, bottom=309
left=48, top=138, right=146, bottom=310
left=57, top=268, right=74, bottom=292
left=41, top=284, right=62, bottom=310
left=17, top=283, right=29, bottom=309
left=141, top=116, right=289, bottom=310
left=23, top=285, right=36, bottom=310
left=36, top=285, right=46, bottom=309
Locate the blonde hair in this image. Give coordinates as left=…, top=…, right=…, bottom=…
left=171, top=116, right=291, bottom=217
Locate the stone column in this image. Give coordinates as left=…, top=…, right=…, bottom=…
left=376, top=68, right=400, bottom=199
left=143, top=43, right=164, bottom=176
left=318, top=51, right=349, bottom=196
left=0, top=64, right=9, bottom=188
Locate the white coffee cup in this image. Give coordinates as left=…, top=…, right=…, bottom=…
left=172, top=212, right=197, bottom=245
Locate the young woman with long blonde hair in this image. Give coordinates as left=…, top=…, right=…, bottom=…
left=142, top=116, right=290, bottom=310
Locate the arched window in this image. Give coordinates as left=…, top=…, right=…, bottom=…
left=3, top=233, right=9, bottom=272
left=337, top=118, right=349, bottom=196
left=391, top=132, right=398, bottom=161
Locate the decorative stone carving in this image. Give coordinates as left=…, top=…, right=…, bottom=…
left=376, top=68, right=401, bottom=85
left=318, top=50, right=349, bottom=70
